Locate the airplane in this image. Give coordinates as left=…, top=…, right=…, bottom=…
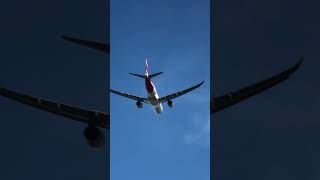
left=211, top=57, right=303, bottom=114
left=8, top=32, right=303, bottom=129
left=60, top=36, right=303, bottom=114
left=110, top=60, right=204, bottom=114
left=0, top=36, right=110, bottom=149
left=50, top=36, right=306, bottom=115
left=61, top=35, right=303, bottom=114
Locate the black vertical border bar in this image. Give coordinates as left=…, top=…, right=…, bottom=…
left=210, top=0, right=216, bottom=179
left=106, top=0, right=110, bottom=179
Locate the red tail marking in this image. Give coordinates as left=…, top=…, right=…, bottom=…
left=145, top=59, right=149, bottom=76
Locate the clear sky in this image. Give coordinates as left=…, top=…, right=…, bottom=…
left=0, top=0, right=108, bottom=179
left=110, top=0, right=210, bottom=179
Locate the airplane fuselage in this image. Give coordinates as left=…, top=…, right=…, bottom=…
left=145, top=77, right=163, bottom=114
left=110, top=60, right=204, bottom=115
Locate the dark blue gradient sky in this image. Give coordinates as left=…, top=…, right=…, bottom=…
left=212, top=0, right=319, bottom=179
left=0, top=0, right=108, bottom=179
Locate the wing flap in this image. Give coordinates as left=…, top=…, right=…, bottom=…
left=110, top=89, right=148, bottom=103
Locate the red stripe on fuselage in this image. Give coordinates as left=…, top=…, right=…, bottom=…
left=145, top=77, right=154, bottom=93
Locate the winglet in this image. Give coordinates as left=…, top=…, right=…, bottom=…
left=286, top=56, right=303, bottom=76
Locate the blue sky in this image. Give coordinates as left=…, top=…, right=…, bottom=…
left=110, top=0, right=210, bottom=179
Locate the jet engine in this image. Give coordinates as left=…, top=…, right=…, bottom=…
left=136, top=101, right=143, bottom=108
left=167, top=100, right=173, bottom=108
left=83, top=126, right=104, bottom=149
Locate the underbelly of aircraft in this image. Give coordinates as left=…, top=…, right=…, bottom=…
left=148, top=89, right=162, bottom=113
left=153, top=103, right=163, bottom=114
left=148, top=92, right=159, bottom=105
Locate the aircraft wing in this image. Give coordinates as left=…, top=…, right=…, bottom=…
left=110, top=89, right=149, bottom=103
left=158, top=81, right=204, bottom=103
left=0, top=87, right=109, bottom=129
left=61, top=35, right=110, bottom=54
left=211, top=58, right=303, bottom=114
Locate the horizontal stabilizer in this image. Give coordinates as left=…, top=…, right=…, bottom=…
left=129, top=72, right=163, bottom=79
left=149, top=72, right=163, bottom=79
left=129, top=73, right=145, bottom=78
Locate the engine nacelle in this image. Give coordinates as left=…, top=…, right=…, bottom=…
left=167, top=100, right=173, bottom=108
left=83, top=126, right=104, bottom=149
left=136, top=101, right=143, bottom=108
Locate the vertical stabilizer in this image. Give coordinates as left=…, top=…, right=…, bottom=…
left=145, top=59, right=149, bottom=76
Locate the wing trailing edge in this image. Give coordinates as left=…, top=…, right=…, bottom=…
left=61, top=35, right=109, bottom=54
left=0, top=87, right=109, bottom=129
left=158, top=81, right=205, bottom=103
left=211, top=57, right=303, bottom=114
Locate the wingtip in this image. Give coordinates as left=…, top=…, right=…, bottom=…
left=298, top=56, right=304, bottom=65
left=285, top=56, right=304, bottom=77
left=61, top=35, right=73, bottom=42
left=61, top=35, right=68, bottom=40
left=293, top=56, right=304, bottom=71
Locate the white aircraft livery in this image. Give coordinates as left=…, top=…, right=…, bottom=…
left=110, top=60, right=204, bottom=114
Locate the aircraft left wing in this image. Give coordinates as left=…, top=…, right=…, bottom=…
left=0, top=87, right=109, bottom=129
left=158, top=81, right=204, bottom=103
left=61, top=35, right=110, bottom=54
left=110, top=89, right=149, bottom=103
left=211, top=58, right=303, bottom=114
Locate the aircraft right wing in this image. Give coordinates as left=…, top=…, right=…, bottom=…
left=110, top=89, right=149, bottom=103
left=211, top=58, right=303, bottom=114
left=0, top=87, right=109, bottom=129
left=61, top=35, right=110, bottom=54
left=158, top=81, right=205, bottom=103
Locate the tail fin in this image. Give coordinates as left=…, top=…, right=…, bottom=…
left=145, top=59, right=149, bottom=76
left=129, top=59, right=163, bottom=79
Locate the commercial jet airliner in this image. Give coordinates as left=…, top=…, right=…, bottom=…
left=62, top=36, right=302, bottom=114
left=0, top=34, right=302, bottom=148
left=110, top=60, right=204, bottom=114
left=109, top=57, right=302, bottom=114
left=0, top=35, right=109, bottom=149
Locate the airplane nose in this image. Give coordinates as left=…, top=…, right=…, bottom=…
left=154, top=105, right=163, bottom=114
